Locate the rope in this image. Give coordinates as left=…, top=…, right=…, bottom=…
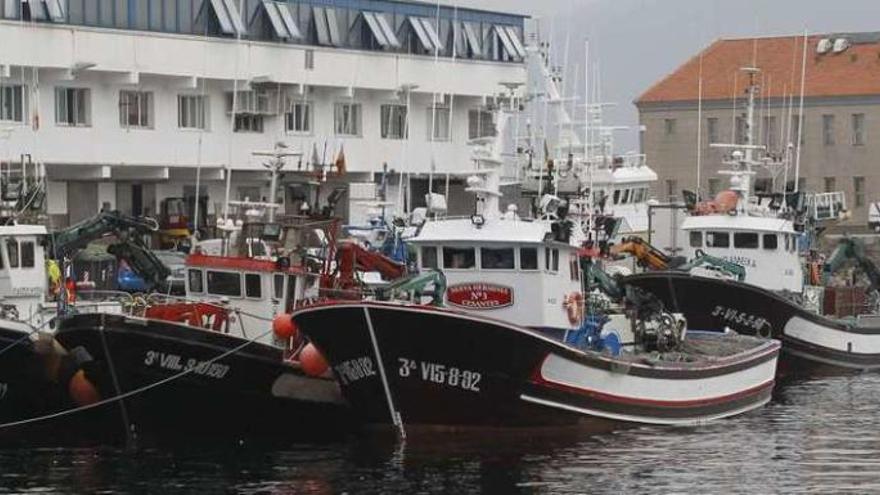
left=0, top=318, right=53, bottom=360
left=0, top=328, right=272, bottom=431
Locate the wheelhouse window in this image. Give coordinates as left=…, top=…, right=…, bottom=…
left=245, top=273, right=262, bottom=299
left=480, top=247, right=514, bottom=270
left=421, top=246, right=438, bottom=269
left=763, top=234, right=778, bottom=250
left=188, top=269, right=204, bottom=293
left=569, top=255, right=580, bottom=281
left=544, top=248, right=559, bottom=272
left=55, top=88, right=90, bottom=127
left=689, top=231, right=703, bottom=248
left=520, top=248, right=538, bottom=270
left=380, top=104, right=408, bottom=140
left=6, top=239, right=18, bottom=268
left=734, top=232, right=759, bottom=249
left=273, top=274, right=284, bottom=300
left=119, top=90, right=153, bottom=129
left=20, top=241, right=34, bottom=268
left=206, top=271, right=242, bottom=297
left=706, top=232, right=729, bottom=248
left=442, top=247, right=475, bottom=269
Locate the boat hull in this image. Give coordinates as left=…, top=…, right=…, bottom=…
left=622, top=271, right=880, bottom=372
left=293, top=303, right=779, bottom=430
left=53, top=313, right=352, bottom=443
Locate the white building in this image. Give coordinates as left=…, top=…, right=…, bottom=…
left=0, top=0, right=527, bottom=227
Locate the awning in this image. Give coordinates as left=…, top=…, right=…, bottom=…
left=462, top=22, right=482, bottom=57
left=363, top=12, right=400, bottom=48
left=260, top=0, right=301, bottom=40
left=408, top=17, right=443, bottom=52
left=209, top=0, right=247, bottom=36
left=312, top=6, right=341, bottom=46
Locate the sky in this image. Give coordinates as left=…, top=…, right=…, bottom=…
left=456, top=0, right=880, bottom=151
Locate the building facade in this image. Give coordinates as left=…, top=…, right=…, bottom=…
left=636, top=32, right=880, bottom=225
left=0, top=0, right=528, bottom=227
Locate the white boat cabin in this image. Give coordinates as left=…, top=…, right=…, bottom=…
left=185, top=254, right=320, bottom=345
left=410, top=217, right=582, bottom=331
left=0, top=225, right=48, bottom=322
left=681, top=215, right=802, bottom=293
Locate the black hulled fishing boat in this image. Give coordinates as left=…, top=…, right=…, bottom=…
left=620, top=67, right=880, bottom=373
left=291, top=106, right=780, bottom=433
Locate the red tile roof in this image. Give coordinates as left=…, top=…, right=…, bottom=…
left=636, top=33, right=880, bottom=104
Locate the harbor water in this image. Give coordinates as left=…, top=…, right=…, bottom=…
left=0, top=373, right=877, bottom=494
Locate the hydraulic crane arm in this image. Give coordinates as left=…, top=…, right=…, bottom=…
left=610, top=236, right=673, bottom=270
left=330, top=240, right=407, bottom=292
left=46, top=211, right=160, bottom=259
left=825, top=237, right=880, bottom=293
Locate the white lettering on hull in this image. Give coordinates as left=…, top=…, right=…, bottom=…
left=398, top=357, right=481, bottom=392
left=334, top=357, right=377, bottom=385
left=143, top=351, right=230, bottom=379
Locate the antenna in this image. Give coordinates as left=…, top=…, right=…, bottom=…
left=793, top=30, right=808, bottom=193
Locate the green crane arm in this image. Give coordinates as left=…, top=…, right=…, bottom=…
left=678, top=251, right=746, bottom=282
left=824, top=237, right=880, bottom=293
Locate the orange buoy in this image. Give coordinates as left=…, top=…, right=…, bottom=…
left=68, top=369, right=100, bottom=407
left=272, top=314, right=298, bottom=340
left=300, top=343, right=329, bottom=377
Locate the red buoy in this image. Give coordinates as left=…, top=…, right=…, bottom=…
left=272, top=314, right=298, bottom=340
left=300, top=343, right=329, bottom=377
left=68, top=369, right=100, bottom=407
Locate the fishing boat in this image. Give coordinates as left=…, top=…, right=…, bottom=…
left=291, top=104, right=780, bottom=433
left=621, top=67, right=880, bottom=373
left=49, top=172, right=353, bottom=443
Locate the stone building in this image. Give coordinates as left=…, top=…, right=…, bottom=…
left=636, top=32, right=880, bottom=225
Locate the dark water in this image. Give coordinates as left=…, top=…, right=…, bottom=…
left=2, top=374, right=879, bottom=494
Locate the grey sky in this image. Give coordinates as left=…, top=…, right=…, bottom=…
left=456, top=0, right=880, bottom=151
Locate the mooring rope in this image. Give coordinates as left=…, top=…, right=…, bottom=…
left=0, top=318, right=53, bottom=360
left=0, top=327, right=273, bottom=430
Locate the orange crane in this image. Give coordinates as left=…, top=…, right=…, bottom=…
left=610, top=237, right=676, bottom=270
left=321, top=241, right=406, bottom=298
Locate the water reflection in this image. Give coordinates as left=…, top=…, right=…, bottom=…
left=1, top=374, right=879, bottom=494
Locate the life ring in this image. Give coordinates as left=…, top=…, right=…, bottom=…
left=563, top=292, right=584, bottom=325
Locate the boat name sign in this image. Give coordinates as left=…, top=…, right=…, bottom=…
left=398, top=358, right=482, bottom=392
left=334, top=356, right=377, bottom=385
left=711, top=305, right=772, bottom=336
left=446, top=283, right=513, bottom=310
left=143, top=351, right=230, bottom=379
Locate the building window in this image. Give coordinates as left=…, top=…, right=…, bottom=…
left=854, top=176, right=865, bottom=208
left=734, top=116, right=746, bottom=144
left=55, top=87, right=90, bottom=127
left=380, top=104, right=408, bottom=140
left=234, top=114, right=264, bottom=133
left=119, top=91, right=153, bottom=129
left=285, top=101, right=312, bottom=134
left=708, top=178, right=721, bottom=197
left=791, top=115, right=804, bottom=145
left=822, top=114, right=835, bottom=146
left=0, top=84, right=25, bottom=123
left=664, top=118, right=676, bottom=136
left=304, top=50, right=315, bottom=70
left=706, top=117, right=718, bottom=144
left=177, top=95, right=207, bottom=130
left=427, top=103, right=450, bottom=141
left=666, top=179, right=678, bottom=200
left=823, top=177, right=836, bottom=193
left=852, top=113, right=866, bottom=146
left=762, top=116, right=777, bottom=150
left=334, top=102, right=361, bottom=136
left=468, top=110, right=495, bottom=139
